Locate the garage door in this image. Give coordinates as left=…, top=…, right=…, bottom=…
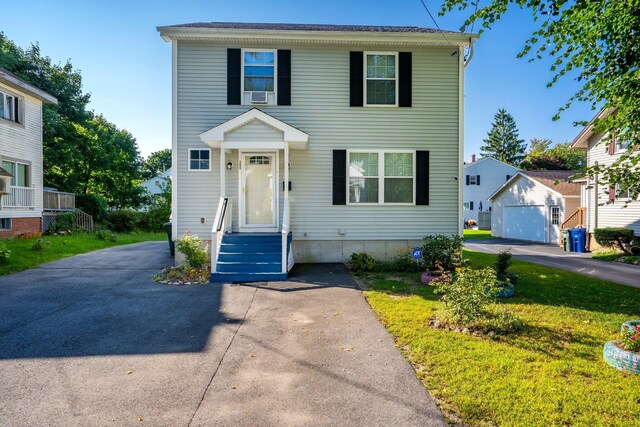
left=504, top=206, right=546, bottom=242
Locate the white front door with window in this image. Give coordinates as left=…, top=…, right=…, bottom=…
left=240, top=152, right=278, bottom=231
left=549, top=205, right=561, bottom=244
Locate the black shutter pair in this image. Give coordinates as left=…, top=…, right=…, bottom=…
left=332, top=150, right=429, bottom=205
left=465, top=175, right=481, bottom=185
left=350, top=51, right=412, bottom=107
left=227, top=49, right=291, bottom=105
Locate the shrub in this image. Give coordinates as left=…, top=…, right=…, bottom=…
left=594, top=227, right=635, bottom=254
left=0, top=242, right=10, bottom=264
left=32, top=238, right=46, bottom=251
left=421, top=234, right=464, bottom=272
left=136, top=204, right=170, bottom=233
left=495, top=250, right=519, bottom=285
left=349, top=252, right=376, bottom=273
left=621, top=323, right=640, bottom=352
left=106, top=210, right=140, bottom=233
left=434, top=267, right=500, bottom=324
left=76, top=194, right=109, bottom=223
left=175, top=232, right=208, bottom=268
left=96, top=229, right=117, bottom=242
left=48, top=212, right=75, bottom=233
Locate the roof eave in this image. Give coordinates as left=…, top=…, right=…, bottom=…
left=157, top=26, right=478, bottom=47
left=0, top=70, right=57, bottom=105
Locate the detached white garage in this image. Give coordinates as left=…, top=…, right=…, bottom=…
left=489, top=171, right=581, bottom=244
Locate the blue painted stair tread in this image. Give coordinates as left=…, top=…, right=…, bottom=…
left=211, top=233, right=290, bottom=283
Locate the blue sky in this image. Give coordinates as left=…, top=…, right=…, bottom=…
left=1, top=0, right=594, bottom=159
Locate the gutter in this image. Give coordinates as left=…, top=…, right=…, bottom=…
left=464, top=37, right=476, bottom=68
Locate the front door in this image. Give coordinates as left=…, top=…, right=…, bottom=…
left=240, top=152, right=278, bottom=231
left=549, top=205, right=561, bottom=244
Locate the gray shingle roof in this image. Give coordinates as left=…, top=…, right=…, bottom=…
left=162, top=22, right=456, bottom=34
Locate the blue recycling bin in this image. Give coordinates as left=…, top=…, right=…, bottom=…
left=570, top=227, right=587, bottom=253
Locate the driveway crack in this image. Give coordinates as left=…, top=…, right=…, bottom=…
left=187, top=284, right=258, bottom=427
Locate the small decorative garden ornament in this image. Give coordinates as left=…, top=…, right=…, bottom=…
left=603, top=320, right=640, bottom=375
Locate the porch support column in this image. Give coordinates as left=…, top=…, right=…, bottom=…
left=282, top=143, right=290, bottom=273
left=284, top=144, right=289, bottom=216
left=219, top=147, right=226, bottom=197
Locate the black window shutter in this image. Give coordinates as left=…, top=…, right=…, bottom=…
left=227, top=49, right=241, bottom=105
left=277, top=50, right=291, bottom=106
left=465, top=175, right=470, bottom=185
left=398, top=52, right=412, bottom=107
left=14, top=99, right=19, bottom=123
left=350, top=52, right=363, bottom=107
left=470, top=201, right=474, bottom=211
left=333, top=150, right=347, bottom=205
left=416, top=150, right=430, bottom=205
left=476, top=175, right=481, bottom=185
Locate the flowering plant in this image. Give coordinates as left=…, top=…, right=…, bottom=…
left=621, top=323, right=640, bottom=352
left=175, top=232, right=208, bottom=268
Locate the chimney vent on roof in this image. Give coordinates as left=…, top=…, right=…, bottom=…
left=471, top=154, right=476, bottom=162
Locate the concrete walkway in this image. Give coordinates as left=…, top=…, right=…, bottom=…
left=465, top=238, right=640, bottom=289
left=0, top=242, right=444, bottom=426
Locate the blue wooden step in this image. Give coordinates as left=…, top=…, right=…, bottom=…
left=222, top=233, right=281, bottom=244
left=216, top=261, right=282, bottom=273
left=210, top=271, right=288, bottom=283
left=220, top=243, right=281, bottom=253
left=217, top=252, right=281, bottom=263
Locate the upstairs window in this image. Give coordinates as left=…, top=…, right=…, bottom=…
left=365, top=53, right=398, bottom=106
left=467, top=175, right=480, bottom=185
left=188, top=149, right=211, bottom=171
left=243, top=50, right=275, bottom=94
left=0, top=91, right=20, bottom=124
left=615, top=139, right=631, bottom=154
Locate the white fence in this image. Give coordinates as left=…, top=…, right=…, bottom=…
left=2, top=186, right=35, bottom=208
left=478, top=211, right=491, bottom=230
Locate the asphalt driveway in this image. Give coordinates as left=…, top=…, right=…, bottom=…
left=465, top=238, right=640, bottom=289
left=0, top=242, right=444, bottom=426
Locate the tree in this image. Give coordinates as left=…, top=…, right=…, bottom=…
left=481, top=109, right=527, bottom=165
left=521, top=140, right=586, bottom=170
left=440, top=0, right=640, bottom=199
left=0, top=32, right=145, bottom=208
left=141, top=149, right=171, bottom=180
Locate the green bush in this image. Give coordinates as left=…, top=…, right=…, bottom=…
left=31, top=238, right=46, bottom=251
left=106, top=210, right=140, bottom=233
left=0, top=242, right=10, bottom=264
left=377, top=247, right=419, bottom=272
left=594, top=227, right=635, bottom=254
left=136, top=204, right=170, bottom=233
left=48, top=212, right=75, bottom=233
left=175, top=232, right=208, bottom=268
left=421, top=234, right=464, bottom=273
left=349, top=252, right=376, bottom=273
left=96, top=229, right=117, bottom=242
left=495, top=250, right=518, bottom=285
left=434, top=267, right=500, bottom=324
left=76, top=194, right=108, bottom=223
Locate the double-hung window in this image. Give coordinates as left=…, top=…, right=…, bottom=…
left=2, top=160, right=29, bottom=187
left=243, top=50, right=276, bottom=94
left=0, top=90, right=20, bottom=123
left=348, top=151, right=414, bottom=204
left=188, top=149, right=210, bottom=171
left=364, top=52, right=398, bottom=106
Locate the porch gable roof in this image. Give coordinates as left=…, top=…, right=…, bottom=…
left=199, top=108, right=309, bottom=149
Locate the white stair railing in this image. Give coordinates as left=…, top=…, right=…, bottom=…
left=211, top=197, right=231, bottom=273
left=3, top=186, right=35, bottom=208
left=281, top=199, right=290, bottom=274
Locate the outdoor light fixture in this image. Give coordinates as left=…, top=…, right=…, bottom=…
left=288, top=162, right=291, bottom=170
left=226, top=162, right=233, bottom=170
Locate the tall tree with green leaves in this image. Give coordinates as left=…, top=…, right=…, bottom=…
left=141, top=149, right=172, bottom=180
left=440, top=0, right=640, bottom=199
left=481, top=109, right=527, bottom=165
left=521, top=140, right=586, bottom=171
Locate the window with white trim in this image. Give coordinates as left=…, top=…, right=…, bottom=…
left=365, top=53, right=398, bottom=106
left=243, top=50, right=276, bottom=93
left=348, top=151, right=414, bottom=204
left=615, top=139, right=631, bottom=153
left=2, top=160, right=30, bottom=187
left=188, top=149, right=210, bottom=171
left=550, top=206, right=560, bottom=225
left=0, top=90, right=20, bottom=124
left=468, top=175, right=478, bottom=185
left=0, top=218, right=11, bottom=230
left=615, top=184, right=630, bottom=199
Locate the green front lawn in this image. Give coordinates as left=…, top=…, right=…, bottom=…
left=362, top=249, right=640, bottom=426
left=0, top=232, right=165, bottom=276
left=463, top=229, right=492, bottom=240
left=593, top=250, right=640, bottom=265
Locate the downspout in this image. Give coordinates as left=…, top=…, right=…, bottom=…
left=464, top=37, right=476, bottom=68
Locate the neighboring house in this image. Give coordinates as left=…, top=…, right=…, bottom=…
left=489, top=170, right=581, bottom=244
left=158, top=22, right=477, bottom=281
left=463, top=155, right=519, bottom=224
left=570, top=110, right=640, bottom=247
left=0, top=69, right=57, bottom=238
left=141, top=167, right=172, bottom=197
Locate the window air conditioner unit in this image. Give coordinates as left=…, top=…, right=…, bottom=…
left=0, top=176, right=11, bottom=195
left=250, top=91, right=268, bottom=104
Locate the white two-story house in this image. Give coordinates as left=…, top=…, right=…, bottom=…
left=158, top=22, right=477, bottom=282
left=463, top=155, right=519, bottom=226
left=570, top=110, right=640, bottom=248
left=0, top=69, right=57, bottom=238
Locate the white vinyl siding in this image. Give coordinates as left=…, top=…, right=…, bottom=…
left=0, top=81, right=44, bottom=218
left=175, top=43, right=460, bottom=244
left=584, top=133, right=640, bottom=234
